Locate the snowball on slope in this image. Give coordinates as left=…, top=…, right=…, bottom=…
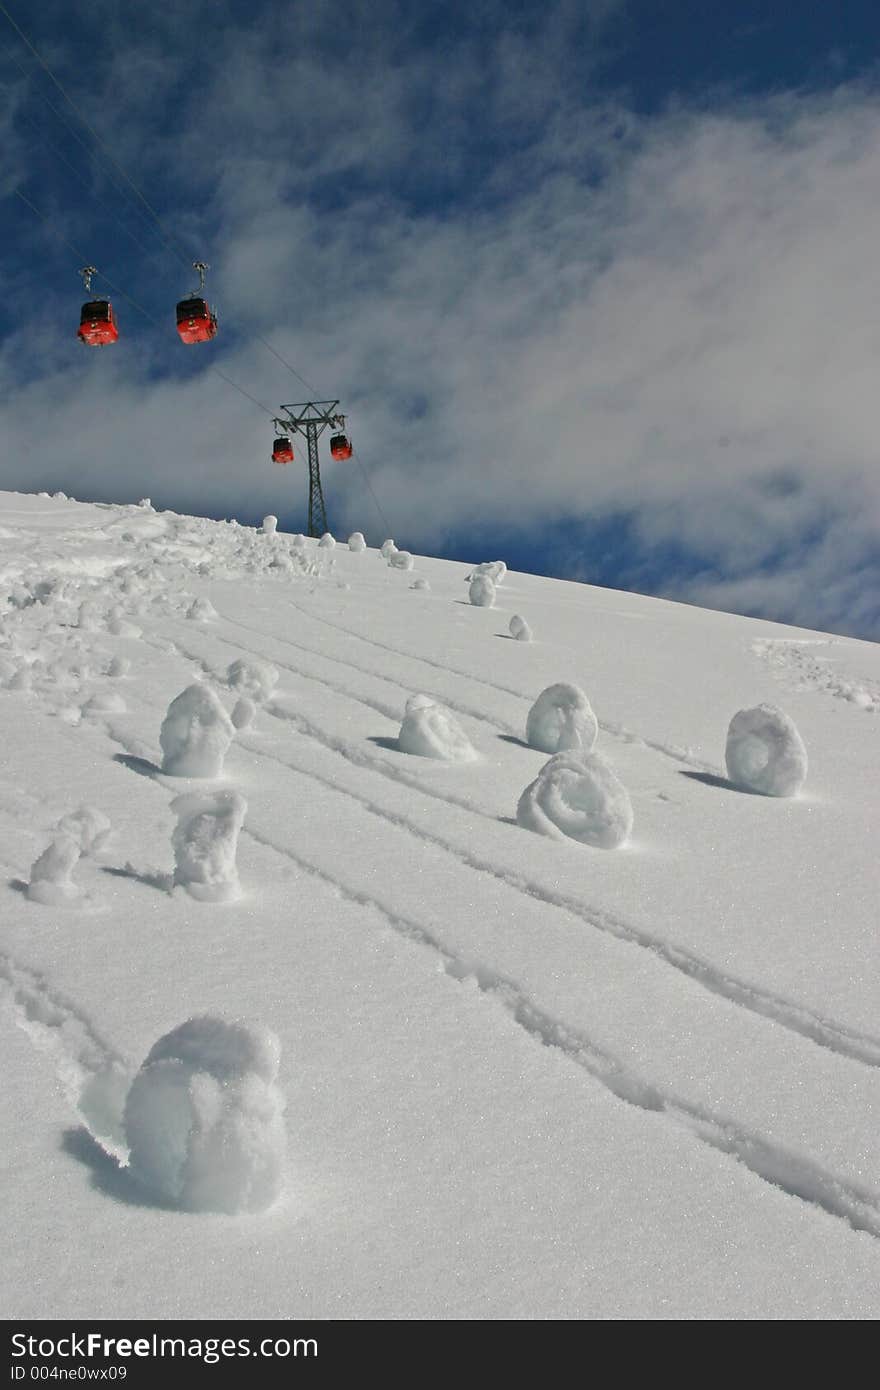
left=231, top=697, right=256, bottom=730
left=405, top=692, right=435, bottom=713
left=144, top=1016, right=281, bottom=1082
left=380, top=539, right=397, bottom=558
left=8, top=668, right=31, bottom=692
left=56, top=806, right=111, bottom=855
left=399, top=703, right=478, bottom=761
left=262, top=515, right=278, bottom=536
left=186, top=597, right=217, bottom=622
left=124, top=1016, right=286, bottom=1214
left=160, top=683, right=235, bottom=778
left=318, top=532, right=335, bottom=549
left=509, top=614, right=533, bottom=642
left=725, top=704, right=808, bottom=797
left=107, top=609, right=141, bottom=638
left=27, top=834, right=81, bottom=904
left=389, top=550, right=414, bottom=570
left=469, top=560, right=506, bottom=584
left=469, top=574, right=496, bottom=607
left=77, top=600, right=103, bottom=631
left=82, top=690, right=127, bottom=716
left=172, top=790, right=247, bottom=902
left=226, top=657, right=279, bottom=704
left=517, top=753, right=633, bottom=849
left=526, top=683, right=598, bottom=754
left=348, top=532, right=366, bottom=552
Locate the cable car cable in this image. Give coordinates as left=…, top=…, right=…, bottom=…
left=4, top=44, right=166, bottom=262
left=251, top=335, right=318, bottom=396
left=14, top=109, right=171, bottom=269
left=12, top=189, right=155, bottom=318
left=351, top=448, right=393, bottom=535
left=0, top=0, right=193, bottom=271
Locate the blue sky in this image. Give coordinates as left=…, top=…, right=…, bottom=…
left=1, top=0, right=880, bottom=638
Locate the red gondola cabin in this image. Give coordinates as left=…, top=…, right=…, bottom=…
left=272, top=436, right=294, bottom=464
left=77, top=300, right=119, bottom=346
left=176, top=296, right=218, bottom=345
left=329, top=432, right=353, bottom=461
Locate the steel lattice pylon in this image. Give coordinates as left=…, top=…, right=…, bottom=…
left=305, top=422, right=327, bottom=538
left=272, top=400, right=345, bottom=538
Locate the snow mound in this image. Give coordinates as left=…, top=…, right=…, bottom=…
left=27, top=834, right=81, bottom=904
left=226, top=657, right=279, bottom=704
left=160, top=683, right=235, bottom=778
left=231, top=697, right=256, bottom=730
left=186, top=597, right=218, bottom=622
left=106, top=611, right=141, bottom=638
left=380, top=539, right=397, bottom=559
left=77, top=600, right=103, bottom=632
left=399, top=702, right=478, bottom=761
left=348, top=532, right=366, bottom=552
left=509, top=614, right=533, bottom=642
left=262, top=515, right=278, bottom=536
left=725, top=704, right=808, bottom=797
left=124, top=1016, right=286, bottom=1214
left=389, top=550, right=414, bottom=570
left=291, top=534, right=306, bottom=549
left=56, top=806, right=111, bottom=855
left=517, top=752, right=633, bottom=848
left=318, top=532, right=335, bottom=549
left=411, top=578, right=430, bottom=591
left=469, top=574, right=496, bottom=607
left=82, top=690, right=127, bottom=716
left=172, top=790, right=247, bottom=902
left=526, top=682, right=598, bottom=754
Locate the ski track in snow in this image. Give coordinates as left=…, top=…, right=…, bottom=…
left=242, top=725, right=880, bottom=1068
left=243, top=819, right=880, bottom=1240
left=0, top=949, right=128, bottom=1155
left=212, top=597, right=719, bottom=773
left=147, top=625, right=880, bottom=1069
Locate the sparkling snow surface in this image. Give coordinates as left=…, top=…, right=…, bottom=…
left=1, top=490, right=879, bottom=1320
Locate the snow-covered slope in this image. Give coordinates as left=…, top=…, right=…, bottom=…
left=1, top=489, right=878, bottom=1320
